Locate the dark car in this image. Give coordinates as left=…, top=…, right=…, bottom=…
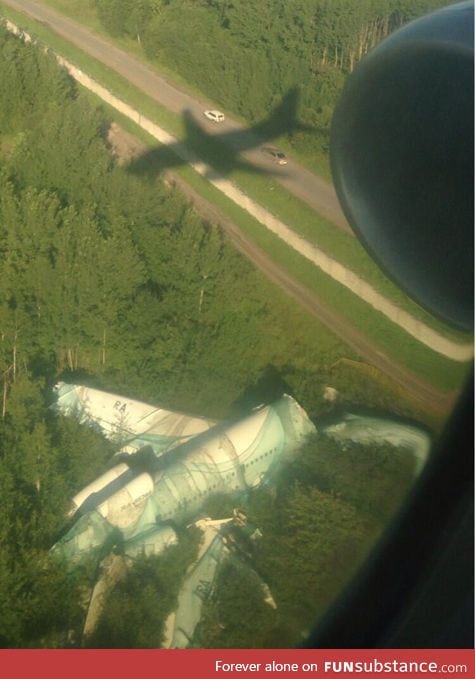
left=261, top=146, right=288, bottom=165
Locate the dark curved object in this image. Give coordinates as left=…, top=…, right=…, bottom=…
left=307, top=2, right=474, bottom=648
left=331, top=1, right=474, bottom=330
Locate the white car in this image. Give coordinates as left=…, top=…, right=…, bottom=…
left=204, top=109, right=225, bottom=123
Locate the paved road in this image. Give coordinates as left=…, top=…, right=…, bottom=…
left=2, top=0, right=351, bottom=233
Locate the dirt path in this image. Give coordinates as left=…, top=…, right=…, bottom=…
left=107, top=124, right=460, bottom=417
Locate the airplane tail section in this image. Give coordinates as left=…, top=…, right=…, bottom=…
left=253, top=87, right=305, bottom=140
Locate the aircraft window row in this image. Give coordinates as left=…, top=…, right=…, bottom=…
left=243, top=449, right=275, bottom=468
left=178, top=495, right=205, bottom=507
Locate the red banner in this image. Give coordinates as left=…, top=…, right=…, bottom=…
left=0, top=649, right=473, bottom=679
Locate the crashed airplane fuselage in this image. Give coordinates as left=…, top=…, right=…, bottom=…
left=52, top=385, right=316, bottom=562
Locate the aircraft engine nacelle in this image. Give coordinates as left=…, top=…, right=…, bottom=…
left=330, top=1, right=474, bottom=331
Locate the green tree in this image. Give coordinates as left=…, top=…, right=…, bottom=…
left=289, top=433, right=416, bottom=522
left=89, top=530, right=200, bottom=647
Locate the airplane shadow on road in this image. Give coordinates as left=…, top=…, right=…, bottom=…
left=126, top=87, right=312, bottom=182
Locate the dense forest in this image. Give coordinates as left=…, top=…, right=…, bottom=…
left=0, top=22, right=431, bottom=648
left=92, top=0, right=452, bottom=159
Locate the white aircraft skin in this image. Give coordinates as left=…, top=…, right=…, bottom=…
left=70, top=403, right=283, bottom=519
left=52, top=386, right=316, bottom=561
left=54, top=381, right=217, bottom=516
left=54, top=381, right=216, bottom=452
left=146, top=405, right=287, bottom=525
left=163, top=515, right=267, bottom=649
